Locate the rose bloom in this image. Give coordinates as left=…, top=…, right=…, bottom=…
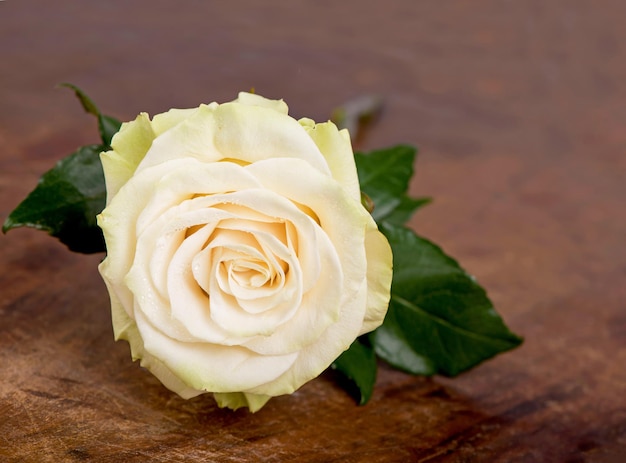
left=97, top=92, right=392, bottom=411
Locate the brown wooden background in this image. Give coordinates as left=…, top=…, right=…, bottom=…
left=1, top=1, right=625, bottom=461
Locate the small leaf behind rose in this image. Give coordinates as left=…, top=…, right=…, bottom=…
left=374, top=223, right=523, bottom=376
left=331, top=337, right=377, bottom=405
left=355, top=145, right=430, bottom=224
left=331, top=95, right=383, bottom=148
left=3, top=144, right=107, bottom=253
left=59, top=83, right=122, bottom=147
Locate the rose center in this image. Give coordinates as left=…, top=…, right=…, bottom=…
left=227, top=258, right=272, bottom=289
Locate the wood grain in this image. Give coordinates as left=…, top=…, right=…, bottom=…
left=1, top=1, right=625, bottom=461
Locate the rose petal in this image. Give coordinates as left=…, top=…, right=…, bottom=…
left=299, top=119, right=361, bottom=203
left=244, top=158, right=369, bottom=302
left=135, top=310, right=298, bottom=393
left=151, top=106, right=203, bottom=136
left=234, top=91, right=288, bottom=114
left=360, top=224, right=394, bottom=334
left=134, top=103, right=332, bottom=178
left=102, top=112, right=155, bottom=202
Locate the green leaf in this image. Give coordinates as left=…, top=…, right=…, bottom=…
left=355, top=145, right=428, bottom=224
left=60, top=83, right=122, bottom=147
left=382, top=195, right=432, bottom=226
left=331, top=337, right=377, bottom=405
left=3, top=144, right=107, bottom=254
left=371, top=324, right=436, bottom=375
left=374, top=223, right=523, bottom=376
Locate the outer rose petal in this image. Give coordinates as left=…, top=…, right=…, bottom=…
left=234, top=91, right=289, bottom=114
left=360, top=224, right=394, bottom=334
left=102, top=107, right=202, bottom=203
left=134, top=102, right=332, bottom=177
left=101, top=112, right=155, bottom=201
left=100, top=269, right=202, bottom=400
left=299, top=118, right=361, bottom=203
left=151, top=107, right=201, bottom=136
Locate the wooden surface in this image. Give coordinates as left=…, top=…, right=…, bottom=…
left=1, top=1, right=625, bottom=461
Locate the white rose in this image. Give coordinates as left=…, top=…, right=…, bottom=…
left=97, top=92, right=392, bottom=411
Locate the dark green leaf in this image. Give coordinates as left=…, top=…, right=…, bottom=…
left=371, top=324, right=436, bottom=375
left=374, top=223, right=523, bottom=376
left=60, top=83, right=122, bottom=147
left=331, top=337, right=377, bottom=405
left=3, top=144, right=107, bottom=254
left=382, top=195, right=432, bottom=226
left=355, top=145, right=428, bottom=224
